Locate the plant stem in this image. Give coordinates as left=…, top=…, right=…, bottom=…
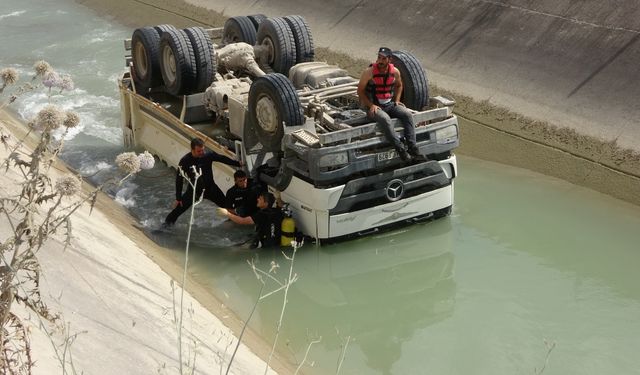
left=178, top=169, right=201, bottom=374
left=226, top=282, right=265, bottom=375
left=264, top=244, right=298, bottom=375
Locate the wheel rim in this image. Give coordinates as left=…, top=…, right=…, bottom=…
left=162, top=46, right=177, bottom=84
left=255, top=93, right=279, bottom=134
left=134, top=43, right=148, bottom=78
left=260, top=37, right=276, bottom=65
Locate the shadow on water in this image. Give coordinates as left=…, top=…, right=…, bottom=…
left=140, top=220, right=256, bottom=251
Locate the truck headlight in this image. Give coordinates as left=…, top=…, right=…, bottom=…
left=318, top=152, right=348, bottom=167
left=435, top=125, right=458, bottom=144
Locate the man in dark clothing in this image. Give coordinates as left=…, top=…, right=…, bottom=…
left=225, top=170, right=262, bottom=217
left=221, top=191, right=283, bottom=248
left=164, top=137, right=241, bottom=226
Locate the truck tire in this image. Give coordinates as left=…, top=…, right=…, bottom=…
left=131, top=27, right=162, bottom=93
left=283, top=15, right=314, bottom=63
left=257, top=161, right=294, bottom=191
left=256, top=17, right=297, bottom=75
left=222, top=16, right=257, bottom=45
left=159, top=29, right=197, bottom=96
left=248, top=73, right=304, bottom=152
left=183, top=27, right=216, bottom=92
left=247, top=14, right=267, bottom=30
left=391, top=50, right=429, bottom=110
left=154, top=24, right=176, bottom=34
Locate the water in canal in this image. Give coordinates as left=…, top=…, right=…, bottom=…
left=2, top=1, right=639, bottom=374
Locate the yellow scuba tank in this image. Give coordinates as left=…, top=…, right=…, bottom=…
left=280, top=203, right=295, bottom=246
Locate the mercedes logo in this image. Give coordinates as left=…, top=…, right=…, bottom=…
left=385, top=179, right=404, bottom=202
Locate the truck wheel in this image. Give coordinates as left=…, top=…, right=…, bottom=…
left=391, top=50, right=429, bottom=110
left=283, top=15, right=314, bottom=63
left=256, top=17, right=297, bottom=75
left=248, top=73, right=304, bottom=152
left=154, top=24, right=176, bottom=34
left=159, top=29, right=197, bottom=96
left=257, top=161, right=294, bottom=191
left=131, top=27, right=162, bottom=93
left=222, top=16, right=257, bottom=45
left=247, top=14, right=267, bottom=30
left=183, top=27, right=217, bottom=92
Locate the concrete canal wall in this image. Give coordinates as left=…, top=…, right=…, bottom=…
left=188, top=0, right=640, bottom=149
left=78, top=0, right=640, bottom=204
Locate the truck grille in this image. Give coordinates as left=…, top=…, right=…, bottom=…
left=329, top=161, right=451, bottom=215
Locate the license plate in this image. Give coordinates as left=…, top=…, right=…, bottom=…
left=377, top=150, right=397, bottom=162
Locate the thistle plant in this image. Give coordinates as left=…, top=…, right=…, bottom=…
left=0, top=60, right=73, bottom=111
left=0, top=62, right=154, bottom=373
left=0, top=68, right=19, bottom=94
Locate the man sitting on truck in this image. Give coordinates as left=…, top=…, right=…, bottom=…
left=163, top=137, right=241, bottom=226
left=225, top=170, right=262, bottom=217
left=357, top=46, right=426, bottom=163
left=219, top=191, right=283, bottom=248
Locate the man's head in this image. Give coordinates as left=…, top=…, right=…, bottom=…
left=376, top=47, right=392, bottom=69
left=256, top=191, right=275, bottom=209
left=190, top=137, right=205, bottom=158
left=233, top=170, right=248, bottom=188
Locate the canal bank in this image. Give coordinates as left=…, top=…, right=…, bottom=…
left=0, top=109, right=283, bottom=374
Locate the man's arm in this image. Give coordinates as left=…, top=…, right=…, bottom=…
left=393, top=69, right=404, bottom=104
left=175, top=162, right=186, bottom=200
left=226, top=211, right=254, bottom=225
left=357, top=68, right=378, bottom=115
left=207, top=151, right=241, bottom=168
left=225, top=187, right=237, bottom=212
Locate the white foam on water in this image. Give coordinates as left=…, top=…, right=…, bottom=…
left=85, top=28, right=123, bottom=44
left=78, top=160, right=113, bottom=177
left=108, top=72, right=123, bottom=83
left=16, top=85, right=122, bottom=144
left=115, top=182, right=138, bottom=208
left=0, top=10, right=26, bottom=20
left=52, top=123, right=83, bottom=141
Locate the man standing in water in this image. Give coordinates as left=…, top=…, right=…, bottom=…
left=164, top=137, right=241, bottom=226
left=357, top=46, right=426, bottom=163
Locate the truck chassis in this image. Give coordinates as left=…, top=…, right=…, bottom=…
left=119, top=15, right=459, bottom=241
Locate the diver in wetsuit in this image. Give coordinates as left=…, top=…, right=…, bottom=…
left=220, top=191, right=283, bottom=248
left=225, top=169, right=263, bottom=218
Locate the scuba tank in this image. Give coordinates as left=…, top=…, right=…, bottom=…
left=280, top=203, right=295, bottom=247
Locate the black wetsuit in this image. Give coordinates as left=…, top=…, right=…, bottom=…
left=251, top=207, right=284, bottom=248
left=225, top=179, right=262, bottom=217
left=164, top=151, right=240, bottom=225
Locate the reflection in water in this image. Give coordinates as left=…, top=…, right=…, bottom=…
left=189, top=219, right=456, bottom=374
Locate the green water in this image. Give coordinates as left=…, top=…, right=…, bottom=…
left=2, top=1, right=640, bottom=373
left=186, top=157, right=640, bottom=374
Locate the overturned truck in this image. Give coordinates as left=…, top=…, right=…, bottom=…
left=119, top=15, right=459, bottom=241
